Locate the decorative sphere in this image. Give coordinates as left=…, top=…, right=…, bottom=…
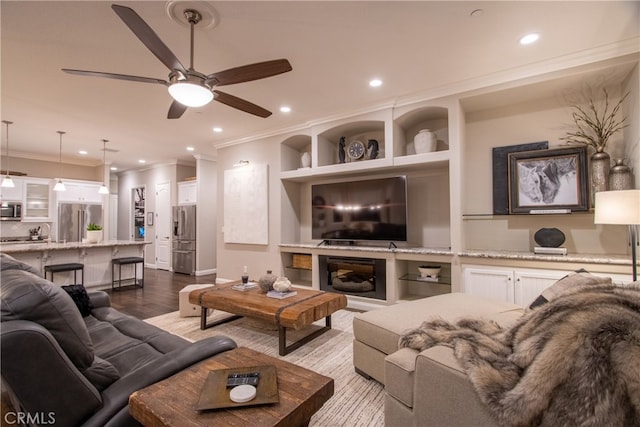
left=534, top=228, right=565, bottom=248
left=272, top=277, right=292, bottom=292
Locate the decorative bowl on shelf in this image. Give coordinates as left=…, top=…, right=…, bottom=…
left=417, top=265, right=441, bottom=278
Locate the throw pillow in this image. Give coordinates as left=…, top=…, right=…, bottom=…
left=528, top=269, right=612, bottom=310
left=62, top=284, right=94, bottom=317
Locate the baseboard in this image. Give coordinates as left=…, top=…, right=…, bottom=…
left=215, top=277, right=234, bottom=284
left=195, top=268, right=217, bottom=276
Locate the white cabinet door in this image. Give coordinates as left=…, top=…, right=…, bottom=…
left=56, top=183, right=102, bottom=203
left=23, top=178, right=52, bottom=221
left=462, top=267, right=514, bottom=303
left=514, top=269, right=567, bottom=307
left=0, top=178, right=24, bottom=201
left=178, top=181, right=197, bottom=205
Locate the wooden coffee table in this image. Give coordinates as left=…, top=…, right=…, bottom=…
left=129, top=347, right=334, bottom=427
left=189, top=282, right=347, bottom=355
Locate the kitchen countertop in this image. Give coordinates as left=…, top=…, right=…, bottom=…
left=0, top=240, right=150, bottom=254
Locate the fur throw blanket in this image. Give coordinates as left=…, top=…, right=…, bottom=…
left=399, top=283, right=640, bottom=427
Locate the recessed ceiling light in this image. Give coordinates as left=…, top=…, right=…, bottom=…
left=280, top=106, right=291, bottom=113
left=369, top=79, right=383, bottom=87
left=519, top=33, right=540, bottom=45
left=78, top=150, right=88, bottom=155
left=110, top=166, right=118, bottom=171
left=186, top=146, right=195, bottom=152
left=138, top=159, right=146, bottom=164
left=213, top=127, right=223, bottom=133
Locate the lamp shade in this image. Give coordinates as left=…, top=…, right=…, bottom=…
left=594, top=189, right=640, bottom=225
left=168, top=82, right=213, bottom=107
left=1, top=176, right=15, bottom=188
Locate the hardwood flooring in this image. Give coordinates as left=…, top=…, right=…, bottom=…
left=105, top=268, right=217, bottom=319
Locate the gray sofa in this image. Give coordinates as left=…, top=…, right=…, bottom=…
left=353, top=270, right=639, bottom=426
left=353, top=292, right=524, bottom=426
left=0, top=253, right=237, bottom=427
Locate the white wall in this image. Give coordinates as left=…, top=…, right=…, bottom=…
left=195, top=156, right=217, bottom=274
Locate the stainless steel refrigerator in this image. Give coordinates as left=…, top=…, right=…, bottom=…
left=58, top=203, right=103, bottom=243
left=172, top=205, right=196, bottom=274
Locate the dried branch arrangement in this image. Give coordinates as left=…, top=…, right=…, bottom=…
left=560, top=88, right=629, bottom=153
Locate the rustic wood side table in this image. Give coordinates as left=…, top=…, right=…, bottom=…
left=129, top=347, right=334, bottom=427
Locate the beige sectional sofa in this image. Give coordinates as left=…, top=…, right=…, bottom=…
left=352, top=292, right=524, bottom=426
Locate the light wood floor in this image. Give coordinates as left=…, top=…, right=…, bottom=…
left=106, top=268, right=217, bottom=319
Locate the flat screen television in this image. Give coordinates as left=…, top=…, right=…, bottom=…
left=312, top=176, right=407, bottom=242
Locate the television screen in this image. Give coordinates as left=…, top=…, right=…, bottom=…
left=312, top=176, right=407, bottom=242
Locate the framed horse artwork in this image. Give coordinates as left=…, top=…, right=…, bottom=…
left=508, top=146, right=589, bottom=214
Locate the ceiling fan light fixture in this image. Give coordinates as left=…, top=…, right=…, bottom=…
left=168, top=82, right=213, bottom=107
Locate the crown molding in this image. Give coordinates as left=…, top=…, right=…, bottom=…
left=214, top=38, right=639, bottom=150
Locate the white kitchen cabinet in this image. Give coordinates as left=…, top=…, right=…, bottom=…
left=23, top=178, right=52, bottom=221
left=56, top=182, right=102, bottom=204
left=178, top=181, right=197, bottom=205
left=0, top=178, right=24, bottom=201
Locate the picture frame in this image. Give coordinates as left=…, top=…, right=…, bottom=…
left=492, top=141, right=549, bottom=214
left=508, top=146, right=589, bottom=214
left=147, top=212, right=154, bottom=226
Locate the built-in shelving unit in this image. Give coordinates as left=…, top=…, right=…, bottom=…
left=255, top=54, right=640, bottom=308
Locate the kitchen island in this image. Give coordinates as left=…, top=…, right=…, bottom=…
left=1, top=240, right=149, bottom=289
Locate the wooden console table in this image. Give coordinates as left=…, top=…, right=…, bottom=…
left=129, top=347, right=334, bottom=426
left=189, top=282, right=347, bottom=355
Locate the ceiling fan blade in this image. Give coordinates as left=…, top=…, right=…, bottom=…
left=207, top=59, right=293, bottom=86
left=111, top=4, right=187, bottom=75
left=213, top=90, right=272, bottom=118
left=167, top=100, right=188, bottom=119
left=62, top=69, right=167, bottom=85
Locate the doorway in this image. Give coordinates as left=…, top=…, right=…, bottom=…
left=155, top=182, right=171, bottom=271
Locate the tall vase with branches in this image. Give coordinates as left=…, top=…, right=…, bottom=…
left=561, top=88, right=629, bottom=204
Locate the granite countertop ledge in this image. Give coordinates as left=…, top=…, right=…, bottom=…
left=458, top=250, right=633, bottom=266
left=278, top=243, right=453, bottom=256
left=0, top=240, right=150, bottom=254
left=278, top=244, right=632, bottom=266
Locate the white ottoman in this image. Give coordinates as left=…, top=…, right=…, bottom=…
left=179, top=284, right=215, bottom=317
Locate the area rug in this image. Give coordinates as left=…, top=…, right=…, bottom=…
left=145, top=309, right=385, bottom=426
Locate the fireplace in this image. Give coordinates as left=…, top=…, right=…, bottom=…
left=319, top=255, right=386, bottom=300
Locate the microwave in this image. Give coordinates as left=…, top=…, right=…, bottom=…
left=1, top=202, right=22, bottom=221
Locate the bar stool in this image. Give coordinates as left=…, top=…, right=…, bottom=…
left=44, top=263, right=84, bottom=285
left=111, top=257, right=144, bottom=290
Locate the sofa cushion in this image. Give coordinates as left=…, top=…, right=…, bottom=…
left=353, top=293, right=523, bottom=357
left=81, top=356, right=121, bottom=392
left=528, top=269, right=612, bottom=310
left=84, top=308, right=189, bottom=376
left=0, top=266, right=95, bottom=370
left=384, top=309, right=523, bottom=409
left=62, top=284, right=94, bottom=317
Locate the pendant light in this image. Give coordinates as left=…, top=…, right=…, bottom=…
left=98, top=139, right=109, bottom=194
left=1, top=120, right=15, bottom=188
left=53, top=131, right=66, bottom=192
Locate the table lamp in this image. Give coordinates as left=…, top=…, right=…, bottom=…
left=594, top=189, right=640, bottom=281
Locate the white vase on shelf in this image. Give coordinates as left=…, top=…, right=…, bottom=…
left=300, top=151, right=311, bottom=168
left=413, top=129, right=437, bottom=154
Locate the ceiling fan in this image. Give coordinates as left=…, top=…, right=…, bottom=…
left=62, top=4, right=292, bottom=119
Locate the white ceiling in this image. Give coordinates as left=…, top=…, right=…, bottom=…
left=2, top=1, right=639, bottom=172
